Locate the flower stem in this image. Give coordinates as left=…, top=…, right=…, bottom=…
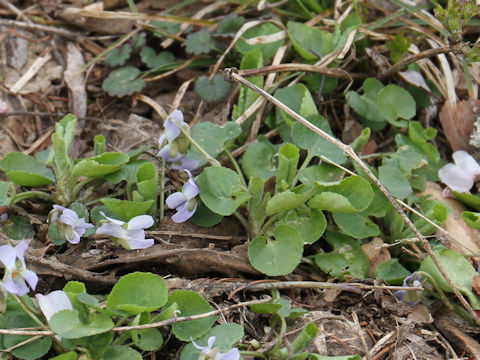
left=291, top=151, right=314, bottom=187
left=260, top=214, right=282, bottom=235
left=233, top=211, right=249, bottom=234
left=13, top=191, right=53, bottom=204
left=224, top=150, right=246, bottom=187
left=159, top=159, right=165, bottom=221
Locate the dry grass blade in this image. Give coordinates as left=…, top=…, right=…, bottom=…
left=223, top=68, right=480, bottom=327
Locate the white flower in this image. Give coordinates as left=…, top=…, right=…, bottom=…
left=49, top=205, right=94, bottom=244
left=0, top=242, right=38, bottom=296
left=166, top=170, right=199, bottom=223
left=36, top=290, right=73, bottom=321
left=96, top=212, right=154, bottom=250
left=192, top=336, right=240, bottom=360
left=438, top=151, right=480, bottom=193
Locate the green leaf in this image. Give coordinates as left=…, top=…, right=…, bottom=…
left=247, top=177, right=269, bottom=234
left=291, top=114, right=347, bottom=164
left=197, top=167, right=250, bottom=216
left=250, top=298, right=307, bottom=319
left=73, top=152, right=129, bottom=178
left=377, top=84, right=416, bottom=126
left=297, top=164, right=344, bottom=186
left=363, top=78, right=384, bottom=100
left=350, top=127, right=371, bottom=152
left=279, top=322, right=317, bottom=357
left=49, top=310, right=114, bottom=339
left=180, top=323, right=244, bottom=360
left=101, top=198, right=154, bottom=222
left=102, top=67, right=145, bottom=97
left=106, top=272, right=167, bottom=315
left=136, top=328, right=163, bottom=351
left=165, top=291, right=217, bottom=341
left=104, top=44, right=132, bottom=67
left=408, top=121, right=440, bottom=162
left=135, top=161, right=158, bottom=216
left=0, top=181, right=13, bottom=206
left=189, top=203, right=223, bottom=227
left=140, top=47, right=175, bottom=69
left=248, top=225, right=304, bottom=276
left=236, top=23, right=284, bottom=60
left=2, top=216, right=34, bottom=240
left=378, top=165, right=412, bottom=199
left=276, top=143, right=299, bottom=192
left=374, top=259, right=411, bottom=285
left=314, top=231, right=370, bottom=281
left=0, top=152, right=55, bottom=186
left=216, top=13, right=244, bottom=34
left=103, top=345, right=142, bottom=360
left=274, top=84, right=319, bottom=127
left=188, top=121, right=241, bottom=162
left=419, top=247, right=480, bottom=309
left=462, top=211, right=480, bottom=229
left=185, top=29, right=215, bottom=55
left=194, top=74, right=232, bottom=102
left=49, top=351, right=78, bottom=360
left=346, top=91, right=385, bottom=127
left=3, top=311, right=52, bottom=360
left=333, top=212, right=380, bottom=239
left=241, top=140, right=276, bottom=181
left=266, top=185, right=315, bottom=216
left=451, top=191, right=480, bottom=211
left=309, top=176, right=374, bottom=213
left=105, top=160, right=150, bottom=184
left=276, top=207, right=326, bottom=244
left=287, top=21, right=334, bottom=60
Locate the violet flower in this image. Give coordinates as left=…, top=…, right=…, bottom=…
left=0, top=99, right=8, bottom=114
left=192, top=336, right=240, bottom=360
left=438, top=151, right=480, bottom=193
left=395, top=272, right=423, bottom=304
left=0, top=242, right=38, bottom=296
left=166, top=170, right=199, bottom=223
left=36, top=290, right=73, bottom=321
left=157, top=110, right=198, bottom=171
left=49, top=205, right=94, bottom=244
left=96, top=212, right=154, bottom=250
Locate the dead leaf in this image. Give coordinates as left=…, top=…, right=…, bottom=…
left=472, top=276, right=480, bottom=298
left=361, top=237, right=391, bottom=277
left=438, top=99, right=480, bottom=152
left=419, top=182, right=480, bottom=256
left=64, top=42, right=87, bottom=118
left=407, top=304, right=434, bottom=324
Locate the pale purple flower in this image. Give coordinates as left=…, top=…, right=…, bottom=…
left=36, top=290, right=73, bottom=321
left=0, top=242, right=38, bottom=296
left=439, top=151, right=480, bottom=193
left=49, top=205, right=94, bottom=244
left=395, top=272, right=423, bottom=304
left=166, top=170, right=199, bottom=223
left=96, top=212, right=154, bottom=250
left=157, top=110, right=198, bottom=171
left=192, top=336, right=240, bottom=360
left=0, top=99, right=8, bottom=114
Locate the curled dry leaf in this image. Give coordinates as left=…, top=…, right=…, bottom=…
left=361, top=237, right=390, bottom=278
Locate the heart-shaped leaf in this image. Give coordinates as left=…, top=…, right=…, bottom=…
left=248, top=225, right=303, bottom=276
left=378, top=165, right=412, bottom=199
left=101, top=198, right=154, bottom=222
left=276, top=208, right=326, bottom=244
left=235, top=23, right=284, bottom=60
left=287, top=21, right=333, bottom=60
left=332, top=212, right=380, bottom=238
left=103, top=345, right=142, bottom=360
left=309, top=176, right=374, bottom=213
left=0, top=152, right=55, bottom=186
left=106, top=272, right=167, bottom=315
left=374, top=259, right=411, bottom=285
left=49, top=310, right=114, bottom=339
left=241, top=140, right=276, bottom=181
left=73, top=153, right=129, bottom=178
left=188, top=122, right=241, bottom=161
left=102, top=66, right=145, bottom=97
left=197, top=167, right=251, bottom=216
left=377, top=84, right=416, bottom=126
left=194, top=74, right=231, bottom=102
left=165, top=291, right=217, bottom=341
left=266, top=185, right=315, bottom=216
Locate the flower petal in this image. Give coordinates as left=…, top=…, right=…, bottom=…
left=22, top=269, right=38, bottom=291
left=53, top=205, right=67, bottom=212
left=166, top=192, right=186, bottom=209
left=0, top=245, right=16, bottom=268
left=15, top=241, right=29, bottom=267
left=453, top=150, right=480, bottom=176
left=164, top=111, right=183, bottom=142
left=59, top=209, right=79, bottom=226
left=124, top=237, right=154, bottom=250
left=171, top=203, right=196, bottom=223
left=207, top=336, right=216, bottom=349
left=36, top=290, right=73, bottom=321
left=182, top=173, right=199, bottom=200
left=127, top=215, right=154, bottom=230
left=221, top=348, right=240, bottom=360
left=96, top=223, right=126, bottom=239
left=4, top=274, right=29, bottom=296
left=66, top=231, right=80, bottom=244
left=439, top=163, right=474, bottom=192
left=100, top=212, right=125, bottom=226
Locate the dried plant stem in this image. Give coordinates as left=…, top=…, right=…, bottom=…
left=0, top=297, right=272, bottom=336
left=223, top=68, right=480, bottom=327
left=235, top=63, right=352, bottom=79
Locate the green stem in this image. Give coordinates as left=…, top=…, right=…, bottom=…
left=416, top=271, right=454, bottom=311
left=260, top=214, right=282, bottom=234
left=13, top=295, right=65, bottom=353
left=270, top=315, right=287, bottom=358
left=224, top=150, right=246, bottom=187
left=462, top=61, right=475, bottom=99
left=240, top=351, right=267, bottom=359
left=13, top=191, right=53, bottom=204
left=84, top=189, right=126, bottom=207
left=233, top=211, right=249, bottom=233
left=172, top=119, right=221, bottom=167
left=291, top=151, right=314, bottom=187
left=72, top=178, right=96, bottom=200
left=159, top=159, right=165, bottom=221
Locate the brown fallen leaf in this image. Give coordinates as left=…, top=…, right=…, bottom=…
left=419, top=181, right=480, bottom=256
left=361, top=237, right=391, bottom=277
left=438, top=99, right=480, bottom=152
left=472, top=276, right=480, bottom=298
